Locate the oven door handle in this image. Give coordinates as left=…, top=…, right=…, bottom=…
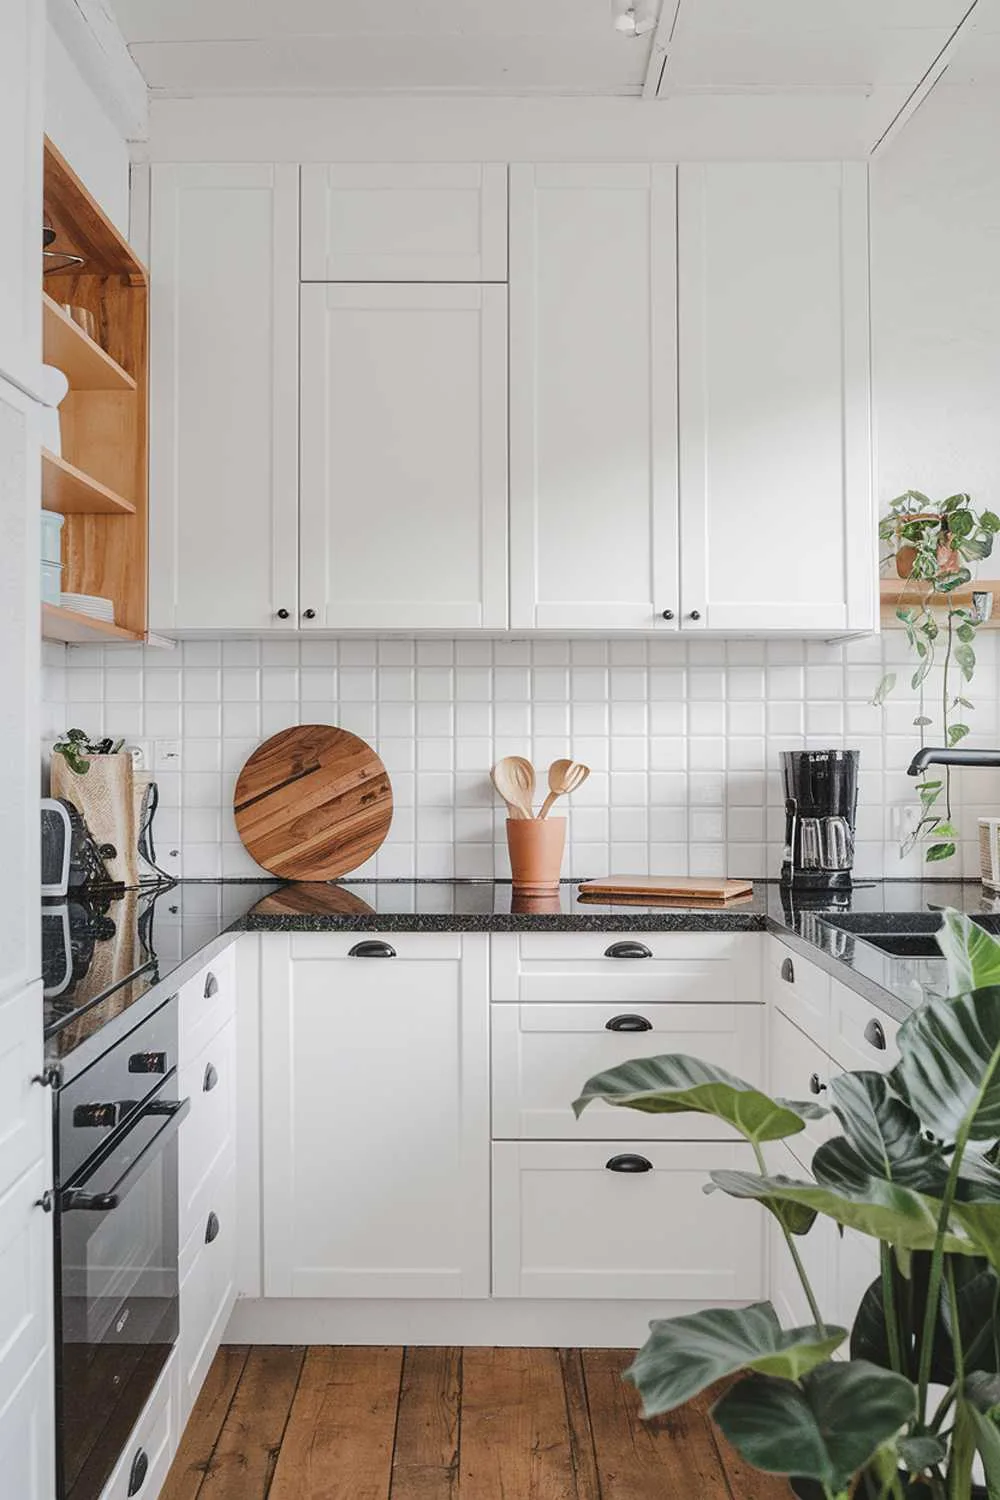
left=61, top=1097, right=190, bottom=1212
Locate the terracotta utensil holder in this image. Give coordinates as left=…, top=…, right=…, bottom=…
left=507, top=817, right=566, bottom=895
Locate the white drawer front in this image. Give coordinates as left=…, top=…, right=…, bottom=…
left=492, top=1140, right=765, bottom=1301
left=287, top=932, right=461, bottom=962
left=767, top=937, right=831, bottom=1050
left=768, top=1008, right=838, bottom=1169
left=179, top=1019, right=235, bottom=1246
left=828, top=979, right=900, bottom=1076
left=98, top=1353, right=177, bottom=1500
left=179, top=945, right=235, bottom=1068
left=179, top=1160, right=237, bottom=1425
left=491, top=932, right=760, bottom=1006
left=492, top=1002, right=764, bottom=1141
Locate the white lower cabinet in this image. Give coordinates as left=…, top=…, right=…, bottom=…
left=493, top=1140, right=765, bottom=1300
left=179, top=1160, right=237, bottom=1425
left=97, top=1355, right=178, bottom=1500
left=260, top=933, right=490, bottom=1298
left=767, top=1141, right=836, bottom=1333
left=0, top=1351, right=54, bottom=1500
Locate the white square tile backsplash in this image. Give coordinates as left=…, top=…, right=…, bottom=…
left=42, top=632, right=1000, bottom=884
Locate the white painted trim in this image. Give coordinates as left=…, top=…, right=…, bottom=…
left=645, top=0, right=683, bottom=101
left=46, top=0, right=148, bottom=141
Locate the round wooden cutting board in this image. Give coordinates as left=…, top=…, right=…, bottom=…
left=234, top=725, right=393, bottom=880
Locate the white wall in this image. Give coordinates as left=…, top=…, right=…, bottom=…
left=44, top=22, right=130, bottom=234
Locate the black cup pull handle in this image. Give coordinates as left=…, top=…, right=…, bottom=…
left=348, top=940, right=397, bottom=959
left=204, top=971, right=219, bottom=999
left=864, top=1018, right=887, bottom=1051
left=809, top=1073, right=827, bottom=1095
left=203, top=1062, right=219, bottom=1093
left=127, top=1448, right=149, bottom=1496
left=781, top=957, right=795, bottom=983
left=604, top=941, right=652, bottom=960
left=205, top=1211, right=220, bottom=1244
left=606, top=1154, right=654, bottom=1173
left=605, top=1014, right=653, bottom=1032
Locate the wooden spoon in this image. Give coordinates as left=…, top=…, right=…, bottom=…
left=538, top=759, right=590, bottom=819
left=491, top=756, right=536, bottom=819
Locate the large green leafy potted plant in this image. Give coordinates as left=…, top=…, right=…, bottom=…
left=573, top=912, right=1000, bottom=1500
left=875, top=492, right=1000, bottom=864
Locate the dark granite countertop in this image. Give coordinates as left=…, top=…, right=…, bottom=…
left=43, top=876, right=1000, bottom=1061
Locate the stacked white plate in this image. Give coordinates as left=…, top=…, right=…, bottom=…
left=61, top=592, right=115, bottom=623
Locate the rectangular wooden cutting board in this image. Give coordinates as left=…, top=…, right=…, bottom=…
left=577, top=875, right=754, bottom=903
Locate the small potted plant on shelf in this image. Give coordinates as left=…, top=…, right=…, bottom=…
left=874, top=491, right=1000, bottom=864
left=571, top=910, right=1000, bottom=1500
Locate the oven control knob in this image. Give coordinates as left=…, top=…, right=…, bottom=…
left=73, top=1102, right=119, bottom=1129
left=128, top=1051, right=167, bottom=1074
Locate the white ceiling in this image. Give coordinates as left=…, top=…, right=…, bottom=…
left=107, top=0, right=980, bottom=99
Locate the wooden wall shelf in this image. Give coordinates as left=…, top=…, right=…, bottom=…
left=880, top=577, right=1000, bottom=628
left=42, top=450, right=136, bottom=516
left=42, top=293, right=136, bottom=392
left=42, top=604, right=142, bottom=644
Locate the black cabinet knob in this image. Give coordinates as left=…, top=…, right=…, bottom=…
left=303, top=608, right=316, bottom=620
left=203, top=1062, right=219, bottom=1093
left=276, top=608, right=290, bottom=620
left=661, top=609, right=674, bottom=621
left=781, top=957, right=795, bottom=984
left=205, top=1211, right=220, bottom=1245
left=864, top=1018, right=887, bottom=1051
left=809, top=1073, right=827, bottom=1095
left=604, top=940, right=652, bottom=960
left=606, top=1154, right=653, bottom=1173
left=127, top=1449, right=149, bottom=1497
left=348, top=940, right=396, bottom=958
left=689, top=609, right=702, bottom=621
left=34, top=1190, right=54, bottom=1214
left=605, top=1013, right=653, bottom=1032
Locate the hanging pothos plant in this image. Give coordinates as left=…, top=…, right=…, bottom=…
left=873, top=491, right=1000, bottom=864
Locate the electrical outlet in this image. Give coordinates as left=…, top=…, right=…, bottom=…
left=153, top=740, right=182, bottom=770
left=890, top=803, right=920, bottom=844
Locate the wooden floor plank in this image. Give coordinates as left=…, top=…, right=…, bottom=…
left=693, top=1384, right=794, bottom=1500
left=557, top=1351, right=601, bottom=1500
left=459, top=1347, right=578, bottom=1500
left=161, top=1347, right=251, bottom=1500
left=583, top=1348, right=731, bottom=1500
left=198, top=1345, right=305, bottom=1500
left=268, top=1345, right=403, bottom=1500
left=390, top=1347, right=461, bottom=1500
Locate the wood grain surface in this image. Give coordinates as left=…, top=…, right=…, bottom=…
left=162, top=1344, right=793, bottom=1500
left=578, top=875, right=754, bottom=902
left=234, top=724, right=393, bottom=879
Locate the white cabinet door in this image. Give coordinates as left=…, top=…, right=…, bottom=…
left=0, top=0, right=42, bottom=395
left=678, top=163, right=873, bottom=633
left=0, top=1351, right=54, bottom=1500
left=509, top=164, right=678, bottom=630
left=261, top=934, right=490, bottom=1298
left=300, top=283, right=508, bottom=629
left=301, top=163, right=507, bottom=282
left=149, top=165, right=299, bottom=631
left=493, top=1140, right=764, bottom=1300
left=767, top=1141, right=834, bottom=1334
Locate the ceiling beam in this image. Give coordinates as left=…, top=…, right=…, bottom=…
left=46, top=0, right=149, bottom=140
left=642, top=0, right=683, bottom=101
left=869, top=0, right=981, bottom=156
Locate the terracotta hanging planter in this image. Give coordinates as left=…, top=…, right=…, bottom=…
left=893, top=512, right=945, bottom=579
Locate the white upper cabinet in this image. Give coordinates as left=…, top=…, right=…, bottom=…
left=149, top=165, right=299, bottom=632
left=509, top=164, right=679, bottom=631
left=300, top=282, right=508, bottom=629
left=300, top=163, right=507, bottom=282
left=678, top=162, right=874, bottom=633
left=0, top=0, right=42, bottom=395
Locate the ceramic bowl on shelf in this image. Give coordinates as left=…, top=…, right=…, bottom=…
left=60, top=592, right=115, bottom=622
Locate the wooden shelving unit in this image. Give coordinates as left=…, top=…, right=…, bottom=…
left=42, top=450, right=136, bottom=516
left=42, top=603, right=143, bottom=644
left=41, top=137, right=148, bottom=644
left=880, top=578, right=1000, bottom=628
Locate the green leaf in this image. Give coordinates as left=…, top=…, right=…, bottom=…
left=955, top=639, right=977, bottom=679
left=822, top=1072, right=949, bottom=1191
left=910, top=661, right=931, bottom=691
left=948, top=721, right=971, bottom=745
left=897, top=1434, right=948, bottom=1474
left=871, top=673, right=896, bottom=707
left=624, top=1303, right=845, bottom=1418
left=913, top=715, right=932, bottom=727
left=925, top=842, right=957, bottom=862
left=958, top=620, right=978, bottom=643
left=962, top=1399, right=1000, bottom=1498
left=893, top=979, right=1000, bottom=1141
left=711, top=1363, right=916, bottom=1493
left=983, top=510, right=1000, bottom=533
left=936, top=912, right=1000, bottom=994
left=939, top=567, right=974, bottom=593
left=708, top=1169, right=977, bottom=1257
left=571, top=1054, right=822, bottom=1145
left=932, top=822, right=958, bottom=838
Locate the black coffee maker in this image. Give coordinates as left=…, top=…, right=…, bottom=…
left=780, top=749, right=860, bottom=890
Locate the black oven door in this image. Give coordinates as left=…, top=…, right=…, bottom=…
left=55, top=1089, right=189, bottom=1500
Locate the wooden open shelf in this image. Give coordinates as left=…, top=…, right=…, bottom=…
left=880, top=577, right=1000, bottom=628
left=42, top=604, right=143, bottom=645
left=43, top=137, right=149, bottom=641
left=42, top=449, right=136, bottom=516
left=42, top=292, right=136, bottom=392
